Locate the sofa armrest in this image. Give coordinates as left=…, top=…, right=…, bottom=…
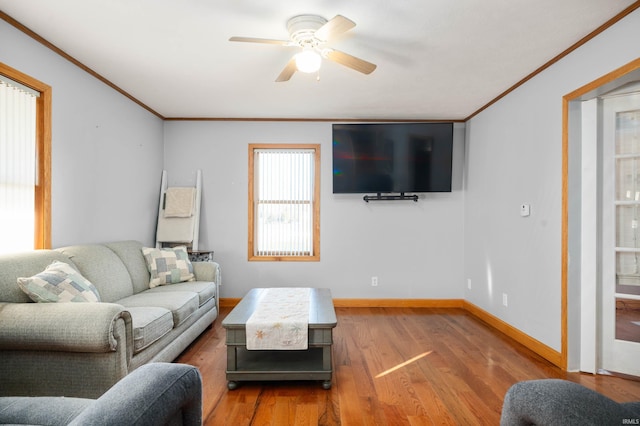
left=69, top=363, right=203, bottom=426
left=500, top=379, right=640, bottom=424
left=192, top=261, right=221, bottom=285
left=0, top=363, right=202, bottom=426
left=0, top=302, right=134, bottom=398
left=192, top=261, right=221, bottom=312
left=0, top=302, right=131, bottom=352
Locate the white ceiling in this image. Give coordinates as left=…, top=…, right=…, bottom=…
left=0, top=0, right=636, bottom=120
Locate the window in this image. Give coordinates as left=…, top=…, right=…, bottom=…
left=0, top=63, right=51, bottom=253
left=248, top=144, right=320, bottom=261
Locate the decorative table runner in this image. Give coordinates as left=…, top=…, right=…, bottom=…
left=246, top=288, right=311, bottom=350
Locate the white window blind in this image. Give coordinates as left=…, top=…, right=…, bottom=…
left=254, top=148, right=315, bottom=257
left=0, top=76, right=38, bottom=253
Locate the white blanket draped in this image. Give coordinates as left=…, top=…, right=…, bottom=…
left=164, top=187, right=195, bottom=218
left=246, top=288, right=310, bottom=350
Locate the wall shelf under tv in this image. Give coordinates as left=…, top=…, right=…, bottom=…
left=363, top=193, right=418, bottom=202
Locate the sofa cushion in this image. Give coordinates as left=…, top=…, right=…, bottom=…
left=146, top=281, right=215, bottom=307
left=17, top=261, right=101, bottom=303
left=117, top=291, right=199, bottom=327
left=142, top=246, right=195, bottom=288
left=125, top=307, right=173, bottom=353
left=104, top=241, right=151, bottom=295
left=56, top=244, right=134, bottom=303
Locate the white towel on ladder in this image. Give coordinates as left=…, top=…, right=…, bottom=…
left=164, top=187, right=195, bottom=218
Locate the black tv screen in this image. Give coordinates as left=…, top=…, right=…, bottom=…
left=332, top=122, right=453, bottom=193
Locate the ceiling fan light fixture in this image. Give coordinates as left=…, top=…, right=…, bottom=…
left=295, top=48, right=321, bottom=73
left=230, top=14, right=376, bottom=82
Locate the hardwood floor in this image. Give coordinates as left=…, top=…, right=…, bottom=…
left=616, top=298, right=640, bottom=343
left=176, top=307, right=640, bottom=425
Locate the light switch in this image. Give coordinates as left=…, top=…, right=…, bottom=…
left=520, top=204, right=531, bottom=217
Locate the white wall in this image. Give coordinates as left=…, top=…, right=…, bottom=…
left=0, top=20, right=164, bottom=247
left=163, top=121, right=465, bottom=299
left=464, top=8, right=640, bottom=352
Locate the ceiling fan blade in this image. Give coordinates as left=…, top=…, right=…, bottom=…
left=276, top=57, right=297, bottom=82
left=314, top=15, right=356, bottom=41
left=229, top=36, right=292, bottom=46
left=324, top=49, right=377, bottom=75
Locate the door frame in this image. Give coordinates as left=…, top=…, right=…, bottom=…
left=563, top=58, right=640, bottom=371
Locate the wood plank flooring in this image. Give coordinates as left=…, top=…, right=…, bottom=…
left=176, top=307, right=640, bottom=425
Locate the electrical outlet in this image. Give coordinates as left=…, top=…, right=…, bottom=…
left=467, top=278, right=471, bottom=290
left=502, top=293, right=508, bottom=307
left=371, top=276, right=378, bottom=287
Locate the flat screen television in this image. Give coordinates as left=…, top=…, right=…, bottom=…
left=332, top=122, right=454, bottom=194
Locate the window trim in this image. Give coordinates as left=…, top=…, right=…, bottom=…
left=248, top=143, right=320, bottom=262
left=0, top=62, right=52, bottom=249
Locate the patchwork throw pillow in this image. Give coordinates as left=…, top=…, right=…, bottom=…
left=17, top=261, right=101, bottom=303
left=142, top=246, right=195, bottom=288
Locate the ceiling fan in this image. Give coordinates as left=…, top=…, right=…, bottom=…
left=229, top=14, right=377, bottom=82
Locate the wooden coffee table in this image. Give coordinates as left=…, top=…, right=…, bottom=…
left=222, top=287, right=337, bottom=390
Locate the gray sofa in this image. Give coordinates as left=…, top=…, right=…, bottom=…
left=0, top=240, right=220, bottom=398
left=0, top=362, right=202, bottom=426
left=501, top=379, right=640, bottom=425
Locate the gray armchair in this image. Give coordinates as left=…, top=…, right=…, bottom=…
left=500, top=379, right=640, bottom=425
left=0, top=362, right=202, bottom=426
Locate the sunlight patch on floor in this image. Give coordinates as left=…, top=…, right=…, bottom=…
left=375, top=351, right=433, bottom=378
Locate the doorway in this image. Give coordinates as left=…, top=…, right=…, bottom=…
left=565, top=58, right=640, bottom=376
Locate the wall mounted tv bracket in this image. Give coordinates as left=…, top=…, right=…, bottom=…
left=363, top=193, right=419, bottom=202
